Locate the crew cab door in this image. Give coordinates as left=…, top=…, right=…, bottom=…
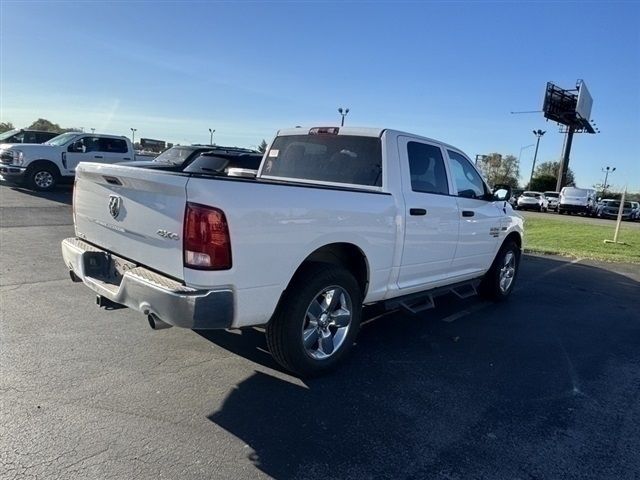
left=445, top=149, right=503, bottom=275
left=396, top=137, right=460, bottom=289
left=65, top=137, right=132, bottom=173
left=65, top=136, right=101, bottom=174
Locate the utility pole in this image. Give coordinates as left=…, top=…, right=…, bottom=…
left=601, top=166, right=616, bottom=197
left=338, top=107, right=349, bottom=126
left=555, top=127, right=574, bottom=192
left=528, top=129, right=545, bottom=189
left=209, top=128, right=215, bottom=145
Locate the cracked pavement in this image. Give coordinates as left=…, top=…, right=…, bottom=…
left=1, top=183, right=639, bottom=479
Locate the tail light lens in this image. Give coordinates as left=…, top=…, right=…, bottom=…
left=183, top=202, right=232, bottom=270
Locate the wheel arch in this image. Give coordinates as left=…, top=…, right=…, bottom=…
left=503, top=231, right=522, bottom=250
left=26, top=159, right=62, bottom=177
left=285, top=242, right=370, bottom=299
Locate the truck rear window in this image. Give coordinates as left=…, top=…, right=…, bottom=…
left=262, top=135, right=382, bottom=187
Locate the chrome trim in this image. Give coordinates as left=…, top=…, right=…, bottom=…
left=61, top=237, right=234, bottom=329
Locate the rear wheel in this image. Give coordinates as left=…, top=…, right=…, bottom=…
left=480, top=240, right=520, bottom=301
left=26, top=164, right=59, bottom=191
left=266, top=264, right=362, bottom=377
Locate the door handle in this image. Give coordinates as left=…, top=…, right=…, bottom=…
left=94, top=155, right=103, bottom=159
left=462, top=210, right=475, bottom=217
left=409, top=208, right=427, bottom=216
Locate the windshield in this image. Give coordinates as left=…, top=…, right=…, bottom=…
left=153, top=147, right=198, bottom=165
left=263, top=134, right=382, bottom=187
left=544, top=192, right=559, bottom=198
left=0, top=129, right=20, bottom=142
left=45, top=132, right=79, bottom=146
left=522, top=192, right=540, bottom=198
left=605, top=201, right=632, bottom=208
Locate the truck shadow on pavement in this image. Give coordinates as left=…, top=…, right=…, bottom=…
left=5, top=184, right=73, bottom=205
left=202, top=256, right=640, bottom=480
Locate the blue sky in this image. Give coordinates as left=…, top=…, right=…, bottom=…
left=1, top=1, right=639, bottom=191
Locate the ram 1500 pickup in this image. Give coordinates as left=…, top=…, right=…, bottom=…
left=61, top=126, right=523, bottom=376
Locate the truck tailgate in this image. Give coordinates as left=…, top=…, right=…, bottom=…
left=73, top=163, right=188, bottom=280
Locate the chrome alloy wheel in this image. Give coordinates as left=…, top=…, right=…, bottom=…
left=499, top=251, right=516, bottom=293
left=33, top=171, right=54, bottom=189
left=301, top=286, right=353, bottom=360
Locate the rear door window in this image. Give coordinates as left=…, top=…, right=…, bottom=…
left=406, top=141, right=448, bottom=194
left=263, top=134, right=382, bottom=187
left=98, top=137, right=128, bottom=153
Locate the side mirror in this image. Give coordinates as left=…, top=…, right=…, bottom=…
left=492, top=184, right=512, bottom=202
left=68, top=141, right=84, bottom=153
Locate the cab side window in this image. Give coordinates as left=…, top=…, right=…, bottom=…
left=447, top=150, right=488, bottom=199
left=407, top=142, right=449, bottom=195
left=99, top=138, right=128, bottom=153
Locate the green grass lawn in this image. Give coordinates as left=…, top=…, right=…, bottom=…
left=524, top=216, right=640, bottom=263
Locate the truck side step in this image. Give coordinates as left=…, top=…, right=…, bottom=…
left=451, top=283, right=478, bottom=299
left=384, top=278, right=482, bottom=316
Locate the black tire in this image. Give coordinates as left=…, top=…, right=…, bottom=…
left=266, top=263, right=362, bottom=377
left=479, top=240, right=521, bottom=301
left=26, top=163, right=59, bottom=191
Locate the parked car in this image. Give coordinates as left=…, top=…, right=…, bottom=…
left=631, top=201, right=640, bottom=221
left=516, top=191, right=549, bottom=211
left=0, top=128, right=60, bottom=145
left=543, top=191, right=560, bottom=211
left=595, top=199, right=634, bottom=220
left=125, top=144, right=262, bottom=175
left=558, top=187, right=597, bottom=215
left=61, top=126, right=524, bottom=376
left=0, top=132, right=134, bottom=191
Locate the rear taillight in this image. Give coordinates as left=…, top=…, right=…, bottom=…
left=72, top=177, right=77, bottom=225
left=183, top=202, right=232, bottom=270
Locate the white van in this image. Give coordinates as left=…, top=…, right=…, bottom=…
left=558, top=187, right=597, bottom=215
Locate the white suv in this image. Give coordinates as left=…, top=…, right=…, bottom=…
left=517, top=191, right=549, bottom=211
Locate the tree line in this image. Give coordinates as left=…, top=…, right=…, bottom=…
left=477, top=152, right=575, bottom=191
left=0, top=118, right=81, bottom=135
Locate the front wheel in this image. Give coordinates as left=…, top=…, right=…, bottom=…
left=266, top=264, right=362, bottom=377
left=26, top=164, right=58, bottom=191
left=480, top=240, right=521, bottom=301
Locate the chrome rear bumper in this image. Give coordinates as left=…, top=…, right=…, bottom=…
left=61, top=237, right=234, bottom=329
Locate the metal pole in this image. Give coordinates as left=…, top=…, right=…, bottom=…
left=555, top=126, right=575, bottom=192
left=602, top=169, right=609, bottom=197
left=528, top=136, right=541, bottom=189
left=613, top=188, right=626, bottom=243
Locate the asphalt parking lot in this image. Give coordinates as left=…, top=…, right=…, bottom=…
left=1, top=183, right=639, bottom=480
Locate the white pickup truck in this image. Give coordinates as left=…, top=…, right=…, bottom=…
left=0, top=132, right=134, bottom=191
left=61, top=126, right=523, bottom=376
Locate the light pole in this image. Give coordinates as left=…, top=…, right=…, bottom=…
left=130, top=128, right=137, bottom=146
left=90, top=128, right=95, bottom=134
left=601, top=166, right=616, bottom=197
left=338, top=107, right=349, bottom=126
left=528, top=129, right=545, bottom=189
left=208, top=128, right=215, bottom=145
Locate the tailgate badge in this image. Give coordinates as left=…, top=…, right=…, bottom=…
left=157, top=229, right=180, bottom=241
left=108, top=195, right=122, bottom=219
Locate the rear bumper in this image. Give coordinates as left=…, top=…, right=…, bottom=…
left=559, top=204, right=589, bottom=213
left=61, top=237, right=234, bottom=329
